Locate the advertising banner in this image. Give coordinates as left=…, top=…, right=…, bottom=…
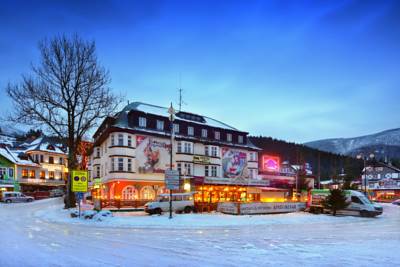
left=136, top=135, right=171, bottom=174
left=217, top=202, right=306, bottom=215
left=221, top=148, right=247, bottom=178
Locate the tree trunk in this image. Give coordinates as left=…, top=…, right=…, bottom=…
left=332, top=209, right=336, bottom=216
left=64, top=137, right=77, bottom=209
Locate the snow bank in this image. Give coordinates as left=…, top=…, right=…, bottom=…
left=33, top=200, right=385, bottom=229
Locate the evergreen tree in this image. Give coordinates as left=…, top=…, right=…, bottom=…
left=322, top=189, right=349, bottom=216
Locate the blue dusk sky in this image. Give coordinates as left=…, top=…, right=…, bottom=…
left=0, top=0, right=399, bottom=143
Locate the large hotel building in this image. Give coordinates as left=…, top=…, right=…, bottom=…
left=89, top=102, right=276, bottom=207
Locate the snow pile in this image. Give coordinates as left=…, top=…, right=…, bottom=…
left=34, top=202, right=383, bottom=229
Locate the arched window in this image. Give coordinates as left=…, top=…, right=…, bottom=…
left=140, top=186, right=155, bottom=200
left=122, top=186, right=138, bottom=200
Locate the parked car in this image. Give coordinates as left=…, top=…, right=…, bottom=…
left=309, top=189, right=383, bottom=217
left=49, top=189, right=64, bottom=197
left=392, top=199, right=400, bottom=206
left=1, top=192, right=34, bottom=203
left=144, top=193, right=195, bottom=215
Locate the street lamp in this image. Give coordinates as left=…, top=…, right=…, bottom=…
left=357, top=153, right=375, bottom=197
left=168, top=103, right=175, bottom=219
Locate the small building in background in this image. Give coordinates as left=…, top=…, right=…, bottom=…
left=363, top=163, right=400, bottom=201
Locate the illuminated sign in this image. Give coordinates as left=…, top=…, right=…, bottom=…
left=71, top=170, right=88, bottom=192
left=262, top=155, right=280, bottom=172
left=193, top=155, right=211, bottom=164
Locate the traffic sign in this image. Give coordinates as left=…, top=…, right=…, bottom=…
left=71, top=170, right=88, bottom=192
left=165, top=169, right=180, bottom=190
left=75, top=192, right=84, bottom=200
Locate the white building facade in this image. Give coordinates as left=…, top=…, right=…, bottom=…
left=90, top=102, right=263, bottom=206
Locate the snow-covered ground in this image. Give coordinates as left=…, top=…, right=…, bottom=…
left=0, top=198, right=399, bottom=267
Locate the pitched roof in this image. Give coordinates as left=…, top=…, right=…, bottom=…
left=0, top=145, right=39, bottom=167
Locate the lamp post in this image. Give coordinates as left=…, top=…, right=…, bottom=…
left=357, top=153, right=374, bottom=197
left=168, top=103, right=175, bottom=219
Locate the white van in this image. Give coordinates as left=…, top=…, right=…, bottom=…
left=309, top=189, right=383, bottom=217
left=144, top=193, right=195, bottom=215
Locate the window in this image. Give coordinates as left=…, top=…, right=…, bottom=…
left=215, top=131, right=220, bottom=140
left=127, top=135, right=132, bottom=147
left=111, top=134, right=115, bottom=146
left=205, top=146, right=209, bottom=156
left=49, top=156, right=54, bottom=164
left=127, top=158, right=132, bottom=172
left=156, top=120, right=164, bottom=131
left=40, top=171, right=45, bottom=179
left=184, top=163, right=192, bottom=175
left=177, top=163, right=182, bottom=175
left=111, top=158, right=115, bottom=172
left=187, top=126, right=194, bottom=136
left=118, top=158, right=124, bottom=171
left=139, top=117, right=147, bottom=127
left=173, top=123, right=179, bottom=134
left=211, top=166, right=217, bottom=177
left=40, top=155, right=44, bottom=163
left=201, top=129, right=208, bottom=138
left=249, top=152, right=257, bottom=161
left=211, top=146, right=218, bottom=157
left=238, top=135, right=244, bottom=144
left=96, top=147, right=100, bottom=158
left=351, top=196, right=363, bottom=204
left=59, top=157, right=63, bottom=165
left=118, top=134, right=124, bottom=146
left=140, top=186, right=155, bottom=200
left=184, top=142, right=192, bottom=154
left=22, top=169, right=28, bottom=178
left=227, top=133, right=232, bottom=142
left=122, top=186, right=138, bottom=200
left=8, top=168, right=14, bottom=178
left=177, top=142, right=182, bottom=153
left=205, top=165, right=209, bottom=177
left=0, top=168, right=6, bottom=179
left=29, top=170, right=35, bottom=178
left=49, top=171, right=54, bottom=179
left=96, top=166, right=100, bottom=178
left=249, top=169, right=257, bottom=179
left=34, top=154, right=39, bottom=163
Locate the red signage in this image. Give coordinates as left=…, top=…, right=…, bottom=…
left=262, top=155, right=280, bottom=172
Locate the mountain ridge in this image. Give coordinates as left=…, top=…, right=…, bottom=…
left=305, top=127, right=400, bottom=159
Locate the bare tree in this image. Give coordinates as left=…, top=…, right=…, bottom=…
left=7, top=34, right=121, bottom=208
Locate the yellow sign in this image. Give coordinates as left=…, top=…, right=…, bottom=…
left=193, top=155, right=211, bottom=164
left=71, top=170, right=88, bottom=192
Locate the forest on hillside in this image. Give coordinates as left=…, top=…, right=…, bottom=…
left=249, top=136, right=365, bottom=181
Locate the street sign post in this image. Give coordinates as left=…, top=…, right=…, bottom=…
left=75, top=192, right=84, bottom=218
left=165, top=169, right=180, bottom=190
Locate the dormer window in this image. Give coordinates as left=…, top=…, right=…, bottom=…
left=201, top=129, right=208, bottom=138
left=139, top=117, right=147, bottom=128
left=156, top=120, right=164, bottom=131
left=47, top=144, right=55, bottom=151
left=227, top=133, right=232, bottom=142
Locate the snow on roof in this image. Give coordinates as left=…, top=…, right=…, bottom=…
left=0, top=146, right=40, bottom=167
left=115, top=102, right=239, bottom=131
left=21, top=136, right=67, bottom=154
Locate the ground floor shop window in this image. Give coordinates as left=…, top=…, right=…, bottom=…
left=122, top=186, right=138, bottom=200
left=29, top=170, right=36, bottom=178
left=40, top=171, right=45, bottom=179
left=140, top=186, right=155, bottom=200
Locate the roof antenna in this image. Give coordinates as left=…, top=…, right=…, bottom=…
left=177, top=73, right=187, bottom=112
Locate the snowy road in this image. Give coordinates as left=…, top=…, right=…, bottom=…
left=0, top=198, right=399, bottom=267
